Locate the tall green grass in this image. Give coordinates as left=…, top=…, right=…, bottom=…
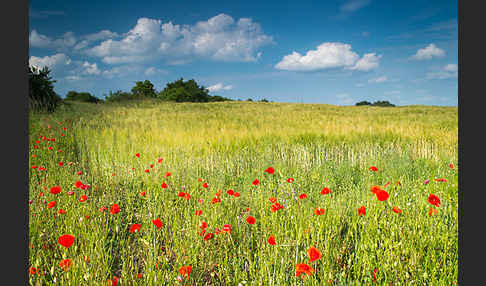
left=28, top=100, right=457, bottom=285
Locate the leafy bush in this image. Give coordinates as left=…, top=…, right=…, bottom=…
left=355, top=100, right=395, bottom=107
left=356, top=100, right=372, bottom=106
left=131, top=80, right=157, bottom=98
left=158, top=78, right=232, bottom=102
left=65, top=91, right=103, bottom=103
left=29, top=65, right=62, bottom=112
left=104, top=90, right=134, bottom=102
left=372, top=100, right=395, bottom=107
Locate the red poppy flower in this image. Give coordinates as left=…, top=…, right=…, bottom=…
left=200, top=221, right=208, bottom=229
left=50, top=186, right=61, bottom=194
left=222, top=224, right=232, bottom=234
left=434, top=178, right=448, bottom=182
left=299, top=193, right=307, bottom=199
left=375, top=190, right=389, bottom=201
left=140, top=191, right=146, bottom=197
left=110, top=204, right=121, bottom=214
left=149, top=164, right=154, bottom=169
left=264, top=167, right=275, bottom=174
left=59, top=259, right=72, bottom=271
left=144, top=169, right=150, bottom=173
left=161, top=182, right=168, bottom=189
left=369, top=166, right=378, bottom=171
left=99, top=206, right=107, bottom=212
left=74, top=181, right=84, bottom=188
left=295, top=263, right=314, bottom=280
left=38, top=167, right=46, bottom=171
left=428, top=207, right=438, bottom=216
left=271, top=202, right=284, bottom=212
left=84, top=215, right=90, bottom=220
left=314, top=208, right=325, bottom=215
left=211, top=197, right=221, bottom=204
left=31, top=165, right=38, bottom=169
left=179, top=265, right=193, bottom=278
left=137, top=273, right=143, bottom=279
left=164, top=172, right=171, bottom=177
left=202, top=182, right=209, bottom=188
left=195, top=210, right=202, bottom=216
left=130, top=224, right=141, bottom=233
left=392, top=206, right=402, bottom=214
left=246, top=216, right=256, bottom=224
left=158, top=157, right=163, bottom=163
left=428, top=194, right=440, bottom=207
left=178, top=192, right=186, bottom=197
left=307, top=247, right=322, bottom=262
left=107, top=276, right=119, bottom=286
left=58, top=162, right=64, bottom=167
left=358, top=206, right=366, bottom=216
left=58, top=234, right=75, bottom=248
left=252, top=179, right=260, bottom=186
left=370, top=185, right=381, bottom=194
left=269, top=197, right=277, bottom=203
left=233, top=192, right=241, bottom=197
left=58, top=209, right=66, bottom=214
left=321, top=187, right=331, bottom=195
left=152, top=218, right=163, bottom=229
left=226, top=189, right=234, bottom=196
left=449, top=163, right=454, bottom=169
left=48, top=146, right=53, bottom=150
left=47, top=201, right=57, bottom=208
left=29, top=267, right=37, bottom=275
left=79, top=195, right=87, bottom=202
left=203, top=233, right=214, bottom=241
left=77, top=171, right=83, bottom=175
left=136, top=153, right=140, bottom=158
left=373, top=268, right=378, bottom=282
left=268, top=235, right=276, bottom=245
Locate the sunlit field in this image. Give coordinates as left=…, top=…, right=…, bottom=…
left=28, top=100, right=458, bottom=285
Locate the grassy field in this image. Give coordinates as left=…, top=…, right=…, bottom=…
left=28, top=100, right=458, bottom=285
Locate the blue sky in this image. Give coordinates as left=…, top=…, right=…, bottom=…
left=29, top=0, right=458, bottom=106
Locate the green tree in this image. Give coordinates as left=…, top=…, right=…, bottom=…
left=104, top=90, right=133, bottom=102
left=372, top=100, right=395, bottom=107
left=65, top=91, right=103, bottom=103
left=158, top=78, right=231, bottom=102
left=29, top=65, right=62, bottom=112
left=131, top=80, right=156, bottom=98
left=355, top=101, right=372, bottom=106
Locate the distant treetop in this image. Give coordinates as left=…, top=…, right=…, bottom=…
left=158, top=78, right=232, bottom=102
left=355, top=100, right=395, bottom=107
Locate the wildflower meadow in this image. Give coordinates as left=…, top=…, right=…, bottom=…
left=28, top=100, right=458, bottom=285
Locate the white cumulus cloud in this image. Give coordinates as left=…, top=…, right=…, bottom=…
left=29, top=30, right=77, bottom=51
left=85, top=14, right=273, bottom=64
left=427, top=63, right=458, bottom=79
left=348, top=53, right=381, bottom=71
left=29, top=53, right=71, bottom=70
left=82, top=61, right=101, bottom=75
left=275, top=42, right=380, bottom=72
left=410, top=43, right=445, bottom=60
left=207, top=83, right=233, bottom=92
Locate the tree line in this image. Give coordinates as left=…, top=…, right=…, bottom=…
left=29, top=65, right=393, bottom=113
